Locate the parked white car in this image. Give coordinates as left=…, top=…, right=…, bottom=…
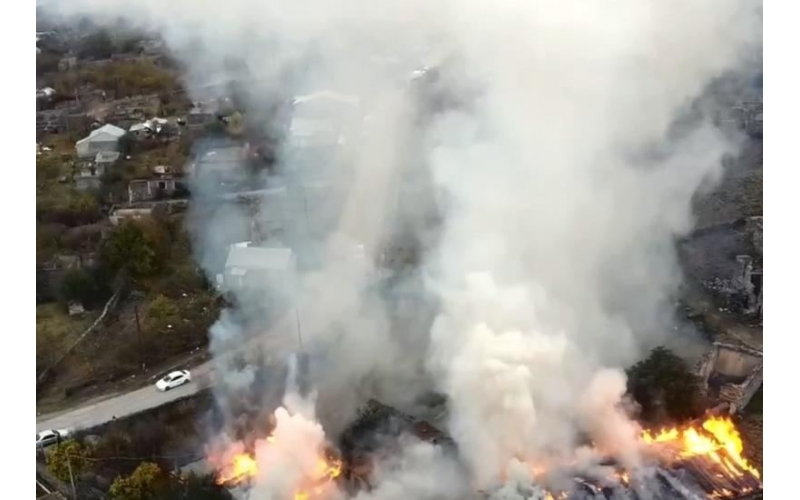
left=155, top=370, right=192, bottom=392
left=36, top=429, right=69, bottom=448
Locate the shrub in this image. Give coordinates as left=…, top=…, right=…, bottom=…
left=626, top=346, right=706, bottom=425
left=46, top=439, right=93, bottom=482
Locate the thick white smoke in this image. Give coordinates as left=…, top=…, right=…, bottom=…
left=415, top=0, right=759, bottom=488
left=47, top=0, right=761, bottom=496
left=353, top=439, right=471, bottom=500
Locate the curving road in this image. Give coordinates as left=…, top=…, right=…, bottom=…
left=36, top=315, right=303, bottom=434
left=36, top=362, right=214, bottom=434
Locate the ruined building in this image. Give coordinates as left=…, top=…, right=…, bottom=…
left=695, top=341, right=763, bottom=415
left=730, top=216, right=763, bottom=319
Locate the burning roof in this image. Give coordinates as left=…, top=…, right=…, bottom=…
left=206, top=400, right=761, bottom=500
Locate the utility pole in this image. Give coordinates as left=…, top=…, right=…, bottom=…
left=134, top=305, right=144, bottom=370
left=302, top=184, right=311, bottom=235
left=294, top=306, right=304, bottom=349
left=66, top=453, right=77, bottom=500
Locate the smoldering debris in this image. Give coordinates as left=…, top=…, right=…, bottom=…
left=336, top=401, right=761, bottom=500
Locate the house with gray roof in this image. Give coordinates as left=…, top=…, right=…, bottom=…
left=75, top=124, right=127, bottom=159
left=288, top=90, right=360, bottom=149
left=220, top=244, right=296, bottom=294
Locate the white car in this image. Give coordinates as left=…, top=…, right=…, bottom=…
left=155, top=370, right=192, bottom=392
left=36, top=429, right=69, bottom=448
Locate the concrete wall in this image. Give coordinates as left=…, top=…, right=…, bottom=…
left=715, top=347, right=761, bottom=378
left=733, top=366, right=763, bottom=414
left=109, top=208, right=153, bottom=226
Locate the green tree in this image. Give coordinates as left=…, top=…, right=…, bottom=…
left=36, top=156, right=62, bottom=184
left=79, top=30, right=114, bottom=59
left=149, top=294, right=180, bottom=329
left=109, top=462, right=168, bottom=500
left=37, top=190, right=102, bottom=227
left=46, top=439, right=92, bottom=482
left=59, top=268, right=97, bottom=306
left=37, top=224, right=65, bottom=264
left=626, top=346, right=705, bottom=425
left=36, top=50, right=63, bottom=75
left=101, top=221, right=167, bottom=278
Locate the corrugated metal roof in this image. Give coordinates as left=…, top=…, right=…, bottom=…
left=77, top=124, right=126, bottom=145
left=90, top=123, right=126, bottom=138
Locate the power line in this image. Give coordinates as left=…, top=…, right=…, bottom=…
left=56, top=451, right=205, bottom=463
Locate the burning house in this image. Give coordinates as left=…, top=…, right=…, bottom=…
left=218, top=245, right=297, bottom=299
left=206, top=399, right=762, bottom=500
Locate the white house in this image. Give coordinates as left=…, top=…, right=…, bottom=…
left=75, top=124, right=127, bottom=159
left=219, top=245, right=296, bottom=293
left=95, top=150, right=121, bottom=172
left=289, top=90, right=360, bottom=149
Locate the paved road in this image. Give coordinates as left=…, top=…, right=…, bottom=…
left=36, top=316, right=303, bottom=434
left=36, top=362, right=214, bottom=433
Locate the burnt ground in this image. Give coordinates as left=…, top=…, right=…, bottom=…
left=680, top=221, right=758, bottom=288
left=676, top=133, right=763, bottom=479
left=678, top=134, right=763, bottom=339
left=692, top=138, right=762, bottom=229
left=737, top=414, right=763, bottom=476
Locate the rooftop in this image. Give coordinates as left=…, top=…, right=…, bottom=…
left=225, top=246, right=295, bottom=273
left=77, top=124, right=126, bottom=144
left=292, top=90, right=359, bottom=107
left=191, top=144, right=249, bottom=177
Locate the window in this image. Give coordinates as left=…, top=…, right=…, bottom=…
left=158, top=181, right=166, bottom=190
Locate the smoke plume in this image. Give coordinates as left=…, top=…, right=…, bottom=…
left=48, top=0, right=761, bottom=496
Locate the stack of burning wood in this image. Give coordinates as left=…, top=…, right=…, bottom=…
left=337, top=400, right=762, bottom=500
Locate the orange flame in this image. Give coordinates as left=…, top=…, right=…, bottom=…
left=215, top=453, right=258, bottom=485
left=529, top=416, right=759, bottom=498
left=640, top=416, right=760, bottom=480
left=211, top=435, right=342, bottom=500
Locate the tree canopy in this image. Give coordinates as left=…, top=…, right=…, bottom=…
left=82, top=60, right=179, bottom=98
left=109, top=463, right=232, bottom=500
left=109, top=462, right=166, bottom=500
left=37, top=190, right=103, bottom=227
left=46, top=439, right=92, bottom=483
left=78, top=30, right=115, bottom=60
left=101, top=220, right=169, bottom=278
left=148, top=294, right=180, bottom=330
left=59, top=268, right=94, bottom=305
left=626, top=346, right=706, bottom=425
